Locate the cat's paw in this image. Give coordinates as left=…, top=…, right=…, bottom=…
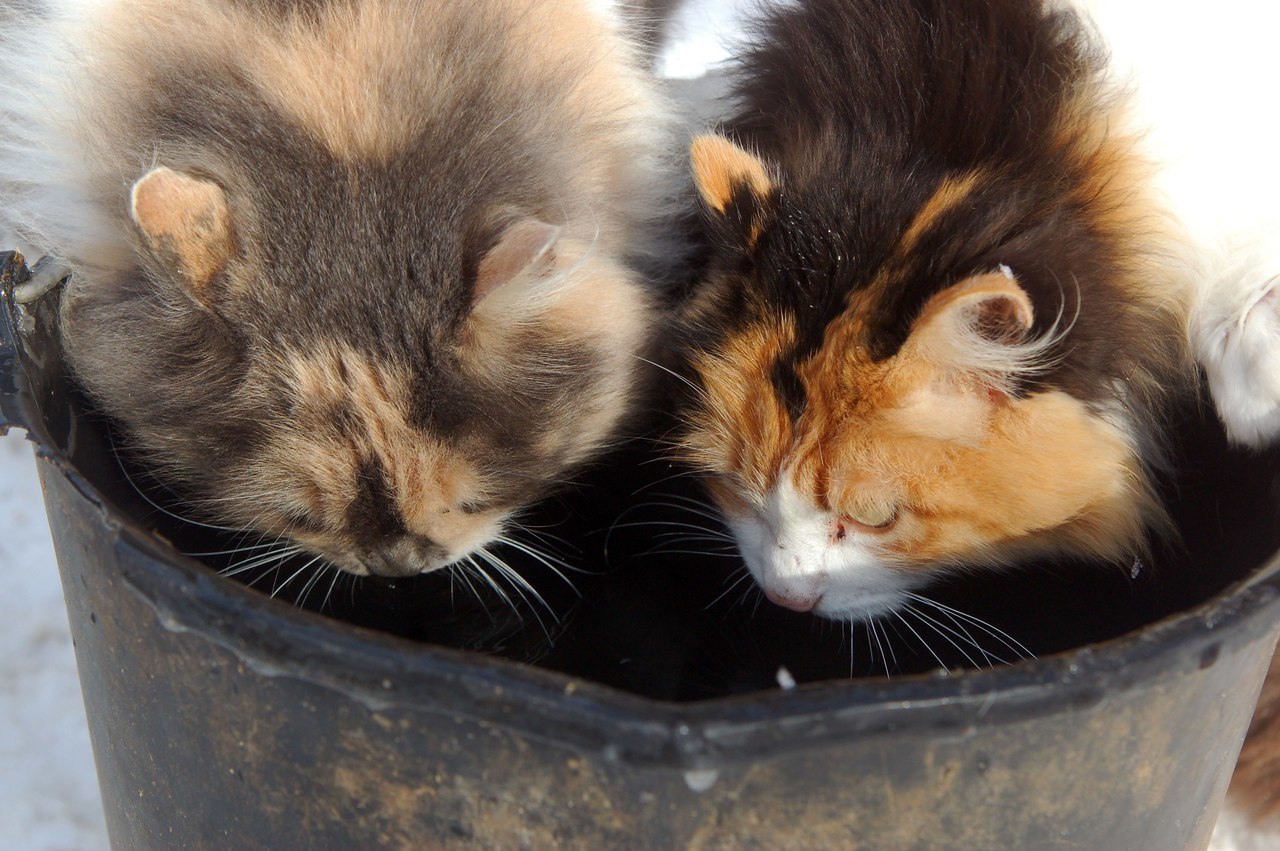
left=1194, top=251, right=1280, bottom=449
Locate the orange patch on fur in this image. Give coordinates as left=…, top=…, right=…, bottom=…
left=684, top=321, right=795, bottom=504
left=887, top=391, right=1143, bottom=562
left=129, top=167, right=232, bottom=303
left=690, top=134, right=773, bottom=216
left=897, top=171, right=984, bottom=254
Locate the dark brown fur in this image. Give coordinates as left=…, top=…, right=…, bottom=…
left=689, top=0, right=1186, bottom=418
left=675, top=0, right=1195, bottom=619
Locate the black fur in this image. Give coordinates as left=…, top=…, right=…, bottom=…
left=688, top=0, right=1188, bottom=421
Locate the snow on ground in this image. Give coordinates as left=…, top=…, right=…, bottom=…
left=0, top=433, right=108, bottom=849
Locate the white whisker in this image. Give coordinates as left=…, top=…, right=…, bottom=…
left=628, top=466, right=708, bottom=497
left=609, top=519, right=732, bottom=535
left=867, top=619, right=891, bottom=678
left=636, top=496, right=729, bottom=527
left=902, top=605, right=988, bottom=669
left=643, top=548, right=741, bottom=560
left=891, top=609, right=948, bottom=673
left=218, top=545, right=304, bottom=579
left=478, top=547, right=558, bottom=620
left=296, top=564, right=326, bottom=607
left=108, top=432, right=256, bottom=534
left=634, top=356, right=709, bottom=403
left=494, top=536, right=581, bottom=588
left=319, top=567, right=344, bottom=613
left=706, top=570, right=756, bottom=609
left=453, top=559, right=488, bottom=613
left=270, top=555, right=324, bottom=599
left=905, top=592, right=1035, bottom=660
left=184, top=538, right=285, bottom=558
left=466, top=554, right=516, bottom=610
left=478, top=552, right=556, bottom=643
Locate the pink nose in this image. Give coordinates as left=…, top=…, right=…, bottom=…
left=764, top=587, right=819, bottom=613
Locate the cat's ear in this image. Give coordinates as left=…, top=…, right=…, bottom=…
left=130, top=167, right=233, bottom=310
left=472, top=217, right=562, bottom=306
left=905, top=269, right=1042, bottom=391
left=690, top=134, right=774, bottom=250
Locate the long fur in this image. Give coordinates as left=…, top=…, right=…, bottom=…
left=673, top=0, right=1197, bottom=620
left=0, top=0, right=684, bottom=576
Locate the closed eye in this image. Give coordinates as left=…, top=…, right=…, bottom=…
left=840, top=507, right=899, bottom=535
left=459, top=499, right=495, bottom=516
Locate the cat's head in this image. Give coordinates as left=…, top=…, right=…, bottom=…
left=63, top=165, right=652, bottom=577
left=677, top=135, right=1166, bottom=622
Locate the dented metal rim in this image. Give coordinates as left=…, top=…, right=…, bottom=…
left=5, top=253, right=1280, bottom=771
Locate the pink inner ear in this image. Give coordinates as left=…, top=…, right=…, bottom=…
left=914, top=272, right=1035, bottom=343
left=967, top=289, right=1035, bottom=343
left=129, top=166, right=233, bottom=305
left=474, top=218, right=562, bottom=303
left=903, top=271, right=1040, bottom=385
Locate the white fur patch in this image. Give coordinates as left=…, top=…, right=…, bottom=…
left=0, top=0, right=132, bottom=280
left=728, top=469, right=925, bottom=623
left=1071, top=0, right=1280, bottom=447
left=1192, top=244, right=1280, bottom=448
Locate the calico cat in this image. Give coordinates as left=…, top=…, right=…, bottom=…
left=673, top=0, right=1200, bottom=623
left=0, top=0, right=679, bottom=579
left=670, top=2, right=1280, bottom=839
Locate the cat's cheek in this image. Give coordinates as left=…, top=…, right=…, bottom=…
left=425, top=512, right=510, bottom=570
left=725, top=514, right=770, bottom=584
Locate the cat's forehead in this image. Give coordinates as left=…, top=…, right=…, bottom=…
left=278, top=342, right=408, bottom=406
left=266, top=343, right=488, bottom=486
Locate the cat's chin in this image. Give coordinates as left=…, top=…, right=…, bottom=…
left=811, top=591, right=909, bottom=624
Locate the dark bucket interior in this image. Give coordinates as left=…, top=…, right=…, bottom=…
left=9, top=251, right=1280, bottom=849
left=7, top=250, right=1280, bottom=699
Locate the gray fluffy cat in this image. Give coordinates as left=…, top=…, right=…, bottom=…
left=0, top=0, right=680, bottom=578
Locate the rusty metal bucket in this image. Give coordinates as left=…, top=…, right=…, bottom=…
left=5, top=251, right=1280, bottom=850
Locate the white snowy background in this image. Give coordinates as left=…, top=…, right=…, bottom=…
left=1, top=435, right=108, bottom=849
left=3, top=0, right=1280, bottom=848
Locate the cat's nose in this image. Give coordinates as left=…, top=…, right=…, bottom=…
left=764, top=587, right=820, bottom=613
left=360, top=549, right=421, bottom=578
left=762, top=555, right=825, bottom=612
left=359, top=535, right=448, bottom=577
